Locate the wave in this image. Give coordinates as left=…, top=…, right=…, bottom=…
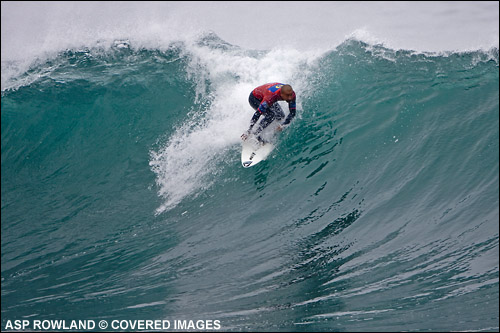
left=1, top=33, right=498, bottom=331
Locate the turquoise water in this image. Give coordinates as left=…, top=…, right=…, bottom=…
left=2, top=35, right=499, bottom=331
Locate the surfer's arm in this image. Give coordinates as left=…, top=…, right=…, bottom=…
left=248, top=101, right=270, bottom=130
left=248, top=110, right=261, bottom=130
left=257, top=101, right=269, bottom=115
left=242, top=110, right=263, bottom=140
left=282, top=99, right=296, bottom=125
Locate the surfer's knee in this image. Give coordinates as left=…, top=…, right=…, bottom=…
left=261, top=111, right=275, bottom=127
left=271, top=104, right=284, bottom=120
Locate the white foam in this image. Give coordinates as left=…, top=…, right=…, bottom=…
left=149, top=43, right=321, bottom=213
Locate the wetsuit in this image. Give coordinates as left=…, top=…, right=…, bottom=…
left=247, top=82, right=297, bottom=135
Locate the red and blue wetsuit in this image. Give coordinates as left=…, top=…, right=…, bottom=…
left=247, top=82, right=297, bottom=134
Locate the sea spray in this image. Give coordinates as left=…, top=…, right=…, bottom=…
left=149, top=36, right=324, bottom=213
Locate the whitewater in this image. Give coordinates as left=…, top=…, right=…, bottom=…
left=2, top=2, right=499, bottom=332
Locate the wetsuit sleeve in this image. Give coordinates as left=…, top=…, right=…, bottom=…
left=257, top=101, right=270, bottom=114
left=248, top=99, right=271, bottom=130
left=282, top=99, right=296, bottom=125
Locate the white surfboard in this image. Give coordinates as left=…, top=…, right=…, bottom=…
left=241, top=136, right=275, bottom=168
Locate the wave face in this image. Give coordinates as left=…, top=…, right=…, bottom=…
left=1, top=35, right=499, bottom=331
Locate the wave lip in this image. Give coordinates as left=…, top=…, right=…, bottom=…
left=2, top=2, right=499, bottom=57
left=2, top=2, right=498, bottom=89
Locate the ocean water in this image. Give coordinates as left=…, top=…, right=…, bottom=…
left=1, top=2, right=499, bottom=332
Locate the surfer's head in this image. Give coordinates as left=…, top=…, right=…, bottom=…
left=280, top=85, right=295, bottom=102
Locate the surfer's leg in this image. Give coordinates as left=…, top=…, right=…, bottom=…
left=257, top=101, right=284, bottom=132
left=271, top=103, right=285, bottom=121
left=254, top=111, right=275, bottom=141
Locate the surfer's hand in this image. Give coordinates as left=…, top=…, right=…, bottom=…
left=241, top=133, right=248, bottom=141
left=276, top=125, right=284, bottom=132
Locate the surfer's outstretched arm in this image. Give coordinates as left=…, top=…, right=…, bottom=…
left=248, top=111, right=261, bottom=130
left=241, top=111, right=262, bottom=140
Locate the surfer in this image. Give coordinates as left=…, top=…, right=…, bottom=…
left=241, top=83, right=296, bottom=142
